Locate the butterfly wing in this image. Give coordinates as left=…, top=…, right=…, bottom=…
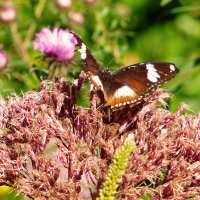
left=105, top=62, right=179, bottom=108
left=71, top=32, right=179, bottom=109
left=71, top=32, right=109, bottom=94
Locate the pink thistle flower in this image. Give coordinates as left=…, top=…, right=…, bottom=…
left=33, top=27, right=77, bottom=63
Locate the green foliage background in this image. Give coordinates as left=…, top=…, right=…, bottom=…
left=0, top=0, right=199, bottom=199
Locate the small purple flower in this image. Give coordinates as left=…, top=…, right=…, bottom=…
left=33, top=27, right=77, bottom=63
left=0, top=50, right=8, bottom=71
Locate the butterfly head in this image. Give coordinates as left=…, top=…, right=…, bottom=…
left=102, top=67, right=111, bottom=78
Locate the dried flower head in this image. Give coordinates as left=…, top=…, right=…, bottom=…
left=33, top=27, right=77, bottom=63
left=0, top=50, right=8, bottom=71
left=0, top=75, right=199, bottom=200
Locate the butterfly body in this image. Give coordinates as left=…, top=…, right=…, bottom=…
left=71, top=32, right=179, bottom=109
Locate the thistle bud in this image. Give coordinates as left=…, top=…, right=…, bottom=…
left=69, top=12, right=85, bottom=26
left=55, top=0, right=72, bottom=10
left=115, top=3, right=131, bottom=17
left=0, top=5, right=16, bottom=23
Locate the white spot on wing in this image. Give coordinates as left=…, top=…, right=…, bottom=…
left=146, top=63, right=160, bottom=83
left=170, top=64, right=175, bottom=71
left=91, top=75, right=104, bottom=90
left=78, top=43, right=87, bottom=59
left=147, top=74, right=158, bottom=83
left=114, top=86, right=135, bottom=99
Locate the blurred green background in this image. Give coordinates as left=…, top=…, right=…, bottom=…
left=0, top=0, right=199, bottom=199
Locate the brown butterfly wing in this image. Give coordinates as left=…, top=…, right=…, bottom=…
left=70, top=32, right=179, bottom=109
left=105, top=62, right=179, bottom=108
left=71, top=32, right=109, bottom=93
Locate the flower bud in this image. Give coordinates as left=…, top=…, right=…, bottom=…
left=0, top=50, right=8, bottom=71
left=115, top=3, right=131, bottom=17
left=55, top=0, right=72, bottom=10
left=68, top=12, right=85, bottom=26
left=0, top=5, right=16, bottom=23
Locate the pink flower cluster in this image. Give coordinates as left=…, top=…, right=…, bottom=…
left=0, top=76, right=199, bottom=199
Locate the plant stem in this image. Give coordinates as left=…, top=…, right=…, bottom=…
left=24, top=0, right=46, bottom=48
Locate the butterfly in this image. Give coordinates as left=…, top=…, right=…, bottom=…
left=71, top=32, right=179, bottom=109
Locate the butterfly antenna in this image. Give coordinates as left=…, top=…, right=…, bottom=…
left=106, top=58, right=114, bottom=69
